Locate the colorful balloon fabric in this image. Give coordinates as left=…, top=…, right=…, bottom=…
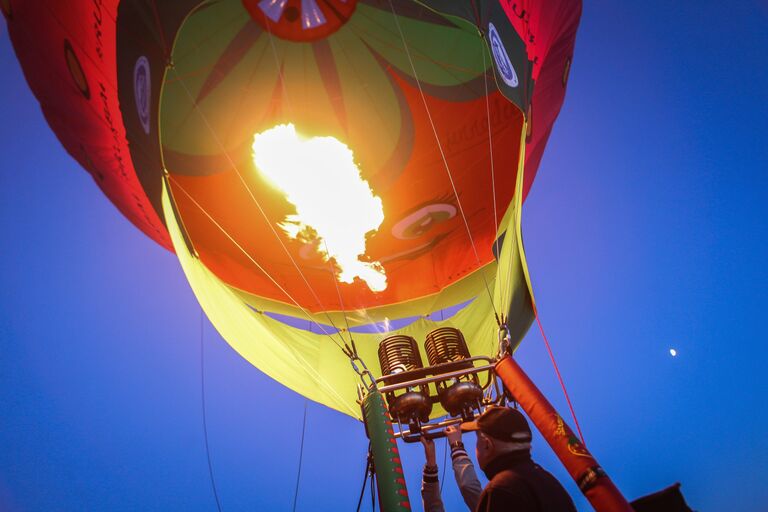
left=5, top=0, right=581, bottom=417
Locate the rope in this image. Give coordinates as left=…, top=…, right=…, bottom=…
left=481, top=43, right=506, bottom=307
left=168, top=178, right=362, bottom=416
left=148, top=0, right=170, bottom=59
left=439, top=436, right=448, bottom=493
left=200, top=310, right=224, bottom=512
left=533, top=305, right=586, bottom=445
left=169, top=176, right=348, bottom=353
left=291, top=401, right=309, bottom=512
left=322, top=240, right=354, bottom=352
left=168, top=68, right=351, bottom=350
left=355, top=445, right=373, bottom=512
left=168, top=61, right=380, bottom=376
left=385, top=0, right=499, bottom=322
left=371, top=469, right=377, bottom=511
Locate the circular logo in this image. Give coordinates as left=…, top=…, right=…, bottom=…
left=243, top=0, right=358, bottom=42
left=392, top=203, right=456, bottom=240
left=133, top=56, right=151, bottom=134
left=488, top=22, right=519, bottom=88
left=64, top=40, right=90, bottom=99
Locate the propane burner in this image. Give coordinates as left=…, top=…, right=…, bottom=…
left=372, top=328, right=498, bottom=442
left=424, top=328, right=484, bottom=420
left=377, top=335, right=432, bottom=425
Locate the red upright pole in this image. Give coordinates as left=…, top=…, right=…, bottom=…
left=495, top=356, right=633, bottom=512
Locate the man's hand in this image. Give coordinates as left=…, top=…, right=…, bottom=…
left=420, top=436, right=437, bottom=467
left=445, top=424, right=462, bottom=444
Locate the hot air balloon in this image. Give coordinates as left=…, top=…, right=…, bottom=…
left=8, top=1, right=668, bottom=510
left=4, top=0, right=579, bottom=415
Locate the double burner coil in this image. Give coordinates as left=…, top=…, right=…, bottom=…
left=377, top=335, right=432, bottom=424
left=425, top=328, right=483, bottom=419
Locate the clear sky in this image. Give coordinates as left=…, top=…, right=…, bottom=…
left=2, top=1, right=767, bottom=511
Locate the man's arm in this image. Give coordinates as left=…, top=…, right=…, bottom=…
left=446, top=426, right=482, bottom=510
left=420, top=437, right=446, bottom=512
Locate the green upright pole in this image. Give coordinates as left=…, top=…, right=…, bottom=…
left=362, top=389, right=411, bottom=511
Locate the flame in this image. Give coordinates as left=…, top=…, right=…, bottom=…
left=251, top=124, right=387, bottom=292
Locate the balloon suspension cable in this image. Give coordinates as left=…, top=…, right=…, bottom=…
left=167, top=69, right=352, bottom=352
left=533, top=304, right=586, bottom=445
left=348, top=348, right=377, bottom=390
left=168, top=178, right=357, bottom=415
left=291, top=401, right=308, bottom=512
left=386, top=0, right=499, bottom=321
left=439, top=436, right=448, bottom=493
left=263, top=6, right=384, bottom=359
left=355, top=445, right=374, bottom=512
left=168, top=176, right=349, bottom=353
left=480, top=37, right=508, bottom=308
left=148, top=0, right=170, bottom=58
left=261, top=3, right=296, bottom=120
left=371, top=470, right=377, bottom=511
left=199, top=310, right=223, bottom=512
left=322, top=239, right=361, bottom=355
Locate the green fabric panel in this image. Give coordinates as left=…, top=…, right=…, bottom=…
left=353, top=3, right=488, bottom=86
left=160, top=0, right=492, bottom=169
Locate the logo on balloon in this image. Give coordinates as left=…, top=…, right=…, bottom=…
left=488, top=22, right=519, bottom=88
left=392, top=203, right=456, bottom=240
left=133, top=56, right=151, bottom=135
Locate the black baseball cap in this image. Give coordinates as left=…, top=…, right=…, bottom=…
left=461, top=406, right=532, bottom=443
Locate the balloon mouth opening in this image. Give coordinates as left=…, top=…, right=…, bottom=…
left=242, top=0, right=359, bottom=42
left=260, top=297, right=475, bottom=335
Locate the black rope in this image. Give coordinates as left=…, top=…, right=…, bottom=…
left=200, top=310, right=223, bottom=512
left=356, top=445, right=373, bottom=512
left=291, top=401, right=309, bottom=512
left=439, top=436, right=448, bottom=493
left=370, top=469, right=376, bottom=512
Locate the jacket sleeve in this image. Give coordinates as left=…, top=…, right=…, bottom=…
left=450, top=443, right=483, bottom=510
left=421, top=464, right=446, bottom=512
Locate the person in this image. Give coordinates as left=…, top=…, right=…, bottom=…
left=461, top=406, right=577, bottom=512
left=420, top=425, right=482, bottom=512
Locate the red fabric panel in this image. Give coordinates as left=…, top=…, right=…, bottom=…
left=6, top=0, right=171, bottom=249
left=500, top=0, right=583, bottom=201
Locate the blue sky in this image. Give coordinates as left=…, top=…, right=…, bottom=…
left=2, top=1, right=767, bottom=510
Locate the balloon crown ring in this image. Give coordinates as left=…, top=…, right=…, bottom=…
left=243, top=0, right=359, bottom=42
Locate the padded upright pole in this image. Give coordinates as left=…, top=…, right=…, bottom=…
left=362, top=389, right=411, bottom=511
left=495, top=356, right=633, bottom=512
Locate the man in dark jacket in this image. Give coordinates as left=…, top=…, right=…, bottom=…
left=461, top=406, right=577, bottom=512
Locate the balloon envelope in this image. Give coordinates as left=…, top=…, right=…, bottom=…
left=5, top=0, right=581, bottom=417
